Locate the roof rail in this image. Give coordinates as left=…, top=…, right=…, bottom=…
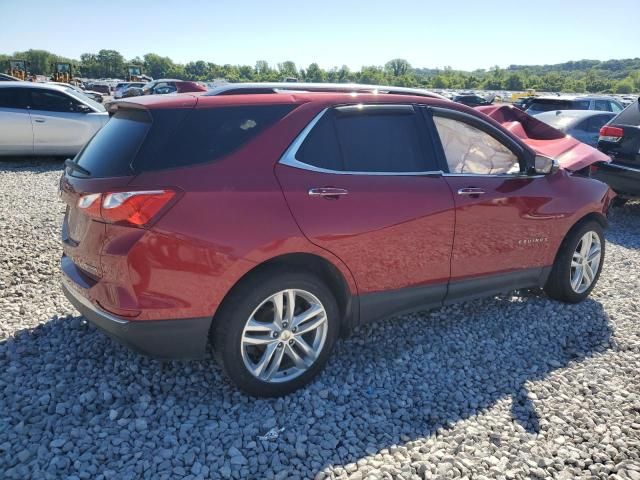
left=204, top=82, right=448, bottom=100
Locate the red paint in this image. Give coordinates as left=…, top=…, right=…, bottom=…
left=60, top=92, right=613, bottom=324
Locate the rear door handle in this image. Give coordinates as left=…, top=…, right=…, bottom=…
left=34, top=118, right=46, bottom=123
left=457, top=187, right=486, bottom=196
left=308, top=187, right=349, bottom=199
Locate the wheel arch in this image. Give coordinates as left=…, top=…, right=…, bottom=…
left=551, top=211, right=607, bottom=268
left=212, top=252, right=358, bottom=338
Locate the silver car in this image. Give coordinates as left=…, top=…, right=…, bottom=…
left=534, top=110, right=616, bottom=147
left=0, top=82, right=109, bottom=156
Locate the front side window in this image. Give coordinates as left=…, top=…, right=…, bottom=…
left=594, top=100, right=611, bottom=112
left=610, top=101, right=623, bottom=113
left=29, top=89, right=78, bottom=113
left=433, top=116, right=520, bottom=175
left=295, top=107, right=429, bottom=173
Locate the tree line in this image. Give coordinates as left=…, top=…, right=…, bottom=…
left=2, top=49, right=639, bottom=94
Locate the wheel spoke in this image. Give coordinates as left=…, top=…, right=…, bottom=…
left=583, top=263, right=594, bottom=285
left=253, top=342, right=279, bottom=378
left=272, top=292, right=284, bottom=328
left=571, top=266, right=584, bottom=291
left=292, top=304, right=324, bottom=328
left=245, top=317, right=277, bottom=334
left=294, top=336, right=317, bottom=363
left=580, top=234, right=592, bottom=257
left=294, top=314, right=327, bottom=336
left=262, top=344, right=285, bottom=381
left=571, top=252, right=582, bottom=268
left=285, top=290, right=296, bottom=324
left=285, top=343, right=311, bottom=369
left=587, top=245, right=601, bottom=263
left=243, top=334, right=276, bottom=346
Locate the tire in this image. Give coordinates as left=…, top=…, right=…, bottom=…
left=211, top=268, right=339, bottom=397
left=544, top=220, right=605, bottom=303
left=612, top=197, right=628, bottom=207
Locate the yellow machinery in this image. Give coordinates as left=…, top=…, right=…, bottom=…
left=511, top=88, right=537, bottom=101
left=8, top=59, right=27, bottom=80
left=52, top=62, right=72, bottom=83
left=127, top=65, right=144, bottom=82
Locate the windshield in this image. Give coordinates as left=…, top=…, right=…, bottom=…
left=64, top=87, right=105, bottom=112
left=527, top=99, right=589, bottom=114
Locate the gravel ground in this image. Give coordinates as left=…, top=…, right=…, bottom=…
left=1, top=158, right=639, bottom=480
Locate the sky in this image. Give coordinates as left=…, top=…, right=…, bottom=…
left=1, top=0, right=639, bottom=71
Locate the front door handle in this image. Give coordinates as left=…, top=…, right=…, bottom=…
left=308, top=187, right=349, bottom=199
left=34, top=118, right=46, bottom=123
left=457, top=187, right=486, bottom=196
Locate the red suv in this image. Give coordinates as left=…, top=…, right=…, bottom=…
left=60, top=83, right=614, bottom=396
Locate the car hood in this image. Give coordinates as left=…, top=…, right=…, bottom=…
left=476, top=105, right=610, bottom=171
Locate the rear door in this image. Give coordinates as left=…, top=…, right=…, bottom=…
left=426, top=107, right=559, bottom=293
left=275, top=104, right=455, bottom=318
left=0, top=87, right=33, bottom=154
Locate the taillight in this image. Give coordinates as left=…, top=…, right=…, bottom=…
left=599, top=125, right=624, bottom=142
left=588, top=164, right=599, bottom=176
left=77, top=190, right=176, bottom=227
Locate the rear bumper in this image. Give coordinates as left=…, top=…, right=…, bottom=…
left=61, top=265, right=211, bottom=360
left=592, top=162, right=640, bottom=198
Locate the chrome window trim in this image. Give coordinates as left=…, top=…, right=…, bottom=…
left=278, top=107, right=443, bottom=177
left=605, top=162, right=640, bottom=174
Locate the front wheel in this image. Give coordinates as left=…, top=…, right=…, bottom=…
left=544, top=220, right=605, bottom=303
left=212, top=270, right=339, bottom=397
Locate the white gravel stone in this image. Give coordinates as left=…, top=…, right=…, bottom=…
left=0, top=158, right=639, bottom=479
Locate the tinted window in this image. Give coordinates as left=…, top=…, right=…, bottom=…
left=611, top=100, right=640, bottom=127
left=333, top=111, right=426, bottom=172
left=0, top=88, right=28, bottom=109
left=527, top=99, right=588, bottom=114
left=30, top=89, right=78, bottom=112
left=433, top=116, right=520, bottom=175
left=578, top=115, right=613, bottom=133
left=296, top=113, right=343, bottom=170
left=134, top=104, right=295, bottom=172
left=594, top=100, right=611, bottom=112
left=610, top=101, right=622, bottom=113
left=74, top=109, right=151, bottom=177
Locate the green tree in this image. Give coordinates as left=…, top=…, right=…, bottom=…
left=96, top=49, right=125, bottom=77
left=384, top=58, right=411, bottom=77
left=305, top=63, right=326, bottom=82
left=143, top=53, right=175, bottom=79
left=277, top=61, right=297, bottom=80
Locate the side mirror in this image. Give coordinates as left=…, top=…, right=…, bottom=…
left=534, top=155, right=559, bottom=175
left=74, top=104, right=92, bottom=113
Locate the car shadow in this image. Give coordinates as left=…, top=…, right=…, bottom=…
left=0, top=293, right=613, bottom=478
left=606, top=200, right=640, bottom=249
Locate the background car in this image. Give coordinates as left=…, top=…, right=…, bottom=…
left=47, top=82, right=104, bottom=103
left=140, top=79, right=208, bottom=95
left=60, top=83, right=612, bottom=396
left=534, top=110, right=615, bottom=147
left=0, top=73, right=21, bottom=81
left=526, top=95, right=623, bottom=115
left=513, top=96, right=537, bottom=111
left=453, top=93, right=493, bottom=107
left=0, top=82, right=108, bottom=156
left=594, top=97, right=640, bottom=204
left=114, top=81, right=146, bottom=99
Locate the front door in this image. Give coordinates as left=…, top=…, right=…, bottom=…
left=275, top=104, right=455, bottom=321
left=427, top=108, right=558, bottom=287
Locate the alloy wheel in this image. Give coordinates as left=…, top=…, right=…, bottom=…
left=570, top=231, right=602, bottom=294
left=240, top=289, right=328, bottom=383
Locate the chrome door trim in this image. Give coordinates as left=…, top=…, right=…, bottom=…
left=278, top=108, right=443, bottom=177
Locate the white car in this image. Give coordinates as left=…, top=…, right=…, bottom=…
left=0, top=82, right=109, bottom=156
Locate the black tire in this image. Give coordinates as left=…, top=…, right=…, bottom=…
left=544, top=220, right=605, bottom=303
left=211, top=268, right=340, bottom=397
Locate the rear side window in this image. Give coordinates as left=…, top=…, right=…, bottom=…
left=75, top=109, right=151, bottom=177
left=611, top=101, right=640, bottom=127
left=134, top=104, right=295, bottom=172
left=335, top=113, right=425, bottom=172
left=528, top=99, right=588, bottom=113
left=295, top=107, right=429, bottom=173
left=0, top=88, right=28, bottom=109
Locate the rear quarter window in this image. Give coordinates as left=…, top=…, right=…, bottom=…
left=611, top=101, right=640, bottom=127
left=134, top=104, right=295, bottom=172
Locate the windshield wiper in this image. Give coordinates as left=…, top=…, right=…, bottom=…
left=64, top=158, right=91, bottom=177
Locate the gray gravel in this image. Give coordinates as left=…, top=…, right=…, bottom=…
left=1, top=158, right=639, bottom=480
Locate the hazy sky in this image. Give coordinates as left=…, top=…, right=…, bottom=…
left=1, top=0, right=638, bottom=71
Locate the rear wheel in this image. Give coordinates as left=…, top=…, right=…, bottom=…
left=212, top=270, right=339, bottom=397
left=544, top=220, right=605, bottom=303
